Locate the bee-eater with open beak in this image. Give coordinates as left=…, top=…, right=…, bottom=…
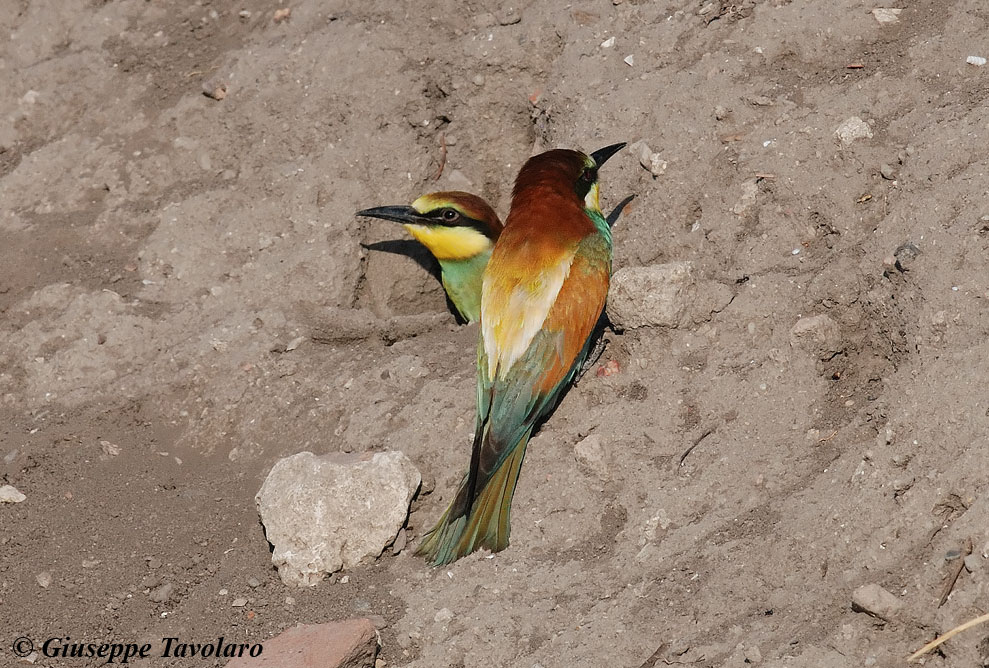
left=358, top=191, right=633, bottom=324
left=356, top=192, right=503, bottom=323
left=418, top=142, right=626, bottom=565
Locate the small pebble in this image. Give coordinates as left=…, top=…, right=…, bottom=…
left=601, top=36, right=615, bottom=48
left=472, top=74, right=485, bottom=86
left=945, top=548, right=962, bottom=561
left=623, top=54, right=634, bottom=66
left=967, top=56, right=987, bottom=66
left=835, top=116, right=873, bottom=144
left=851, top=583, right=902, bottom=622
left=36, top=571, right=52, bottom=588
left=247, top=577, right=261, bottom=588
left=434, top=607, right=454, bottom=623
left=339, top=575, right=350, bottom=584
left=149, top=583, right=174, bottom=603
left=285, top=336, right=306, bottom=352
left=100, top=440, right=121, bottom=457
left=497, top=9, right=521, bottom=25
left=891, top=478, right=913, bottom=493
left=231, top=597, right=248, bottom=607
left=628, top=140, right=667, bottom=177
left=0, top=484, right=26, bottom=503
left=880, top=163, right=897, bottom=180
left=285, top=596, right=296, bottom=605
left=963, top=554, right=981, bottom=573
left=893, top=241, right=921, bottom=271
left=871, top=8, right=901, bottom=23
left=574, top=434, right=609, bottom=479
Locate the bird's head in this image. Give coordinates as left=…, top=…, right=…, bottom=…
left=512, top=142, right=626, bottom=214
left=357, top=191, right=502, bottom=261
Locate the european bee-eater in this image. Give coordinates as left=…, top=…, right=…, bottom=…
left=418, top=142, right=626, bottom=565
left=356, top=192, right=503, bottom=323
left=358, top=192, right=633, bottom=323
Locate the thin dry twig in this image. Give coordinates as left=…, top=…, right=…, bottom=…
left=908, top=611, right=989, bottom=662
left=937, top=537, right=973, bottom=607
left=679, top=428, right=714, bottom=467
left=433, top=133, right=447, bottom=180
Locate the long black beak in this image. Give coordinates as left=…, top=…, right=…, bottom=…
left=590, top=142, right=627, bottom=168
left=355, top=205, right=423, bottom=225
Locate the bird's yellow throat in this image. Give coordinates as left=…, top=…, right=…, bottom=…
left=403, top=224, right=491, bottom=261
left=584, top=182, right=601, bottom=212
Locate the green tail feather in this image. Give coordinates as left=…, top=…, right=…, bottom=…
left=417, top=439, right=528, bottom=566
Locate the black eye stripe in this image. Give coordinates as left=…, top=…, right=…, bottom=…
left=575, top=167, right=598, bottom=200
left=424, top=207, right=477, bottom=228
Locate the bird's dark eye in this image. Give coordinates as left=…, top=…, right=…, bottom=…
left=442, top=208, right=460, bottom=222
left=581, top=168, right=597, bottom=183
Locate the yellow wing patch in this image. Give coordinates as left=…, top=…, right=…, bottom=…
left=481, top=250, right=575, bottom=380
left=403, top=224, right=492, bottom=261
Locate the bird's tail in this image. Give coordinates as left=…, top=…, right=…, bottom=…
left=417, top=437, right=528, bottom=566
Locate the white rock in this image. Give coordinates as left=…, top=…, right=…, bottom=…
left=434, top=607, right=454, bottom=623
left=871, top=8, right=902, bottom=24
left=256, top=451, right=421, bottom=587
left=963, top=553, right=981, bottom=573
left=149, top=582, right=174, bottom=603
left=608, top=263, right=695, bottom=330
left=623, top=54, right=634, bottom=67
left=36, top=571, right=52, bottom=588
left=100, top=440, right=121, bottom=457
left=966, top=55, right=987, bottom=66
left=835, top=117, right=873, bottom=144
left=601, top=36, right=615, bottom=48
left=0, top=484, right=26, bottom=503
left=732, top=178, right=760, bottom=215
left=574, top=434, right=609, bottom=480
left=851, top=583, right=902, bottom=622
left=628, top=140, right=668, bottom=177
left=789, top=314, right=843, bottom=359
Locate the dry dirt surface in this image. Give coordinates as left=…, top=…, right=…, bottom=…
left=2, top=1, right=989, bottom=667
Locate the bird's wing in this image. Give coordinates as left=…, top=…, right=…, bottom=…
left=481, top=242, right=576, bottom=382
left=474, top=233, right=611, bottom=478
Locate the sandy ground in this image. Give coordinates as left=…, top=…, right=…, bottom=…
left=2, top=1, right=989, bottom=666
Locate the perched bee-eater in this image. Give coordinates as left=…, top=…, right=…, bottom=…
left=418, top=142, right=626, bottom=565
left=357, top=192, right=502, bottom=323
left=358, top=192, right=633, bottom=324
